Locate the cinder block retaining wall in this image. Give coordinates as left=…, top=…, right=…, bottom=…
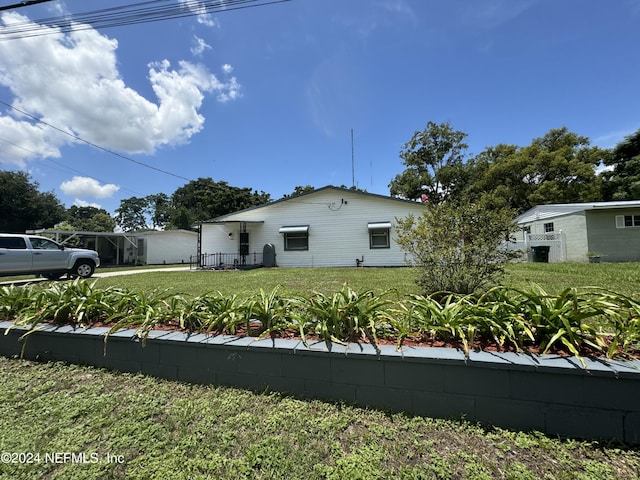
left=1, top=321, right=639, bottom=444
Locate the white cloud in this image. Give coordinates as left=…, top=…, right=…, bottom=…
left=60, top=176, right=120, bottom=198
left=593, top=126, right=640, bottom=149
left=378, top=0, right=416, bottom=20
left=595, top=162, right=614, bottom=175
left=179, top=0, right=218, bottom=28
left=0, top=12, right=240, bottom=167
left=222, top=64, right=234, bottom=74
left=216, top=76, right=241, bottom=103
left=73, top=199, right=102, bottom=209
left=461, top=1, right=534, bottom=30
left=191, top=35, right=212, bottom=56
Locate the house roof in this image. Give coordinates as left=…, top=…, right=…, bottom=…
left=516, top=200, right=640, bottom=224
left=201, top=185, right=422, bottom=223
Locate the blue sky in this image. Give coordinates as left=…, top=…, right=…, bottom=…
left=1, top=0, right=639, bottom=215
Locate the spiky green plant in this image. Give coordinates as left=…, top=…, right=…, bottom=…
left=297, top=286, right=394, bottom=349
left=246, top=286, right=293, bottom=338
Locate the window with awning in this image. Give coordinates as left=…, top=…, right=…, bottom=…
left=279, top=225, right=309, bottom=250
left=368, top=222, right=391, bottom=249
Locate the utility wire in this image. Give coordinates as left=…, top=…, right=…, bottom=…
left=0, top=0, right=53, bottom=12
left=0, top=0, right=291, bottom=40
left=0, top=136, right=144, bottom=196
left=0, top=99, right=191, bottom=181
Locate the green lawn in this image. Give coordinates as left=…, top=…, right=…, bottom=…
left=91, top=263, right=640, bottom=298
left=0, top=358, right=638, bottom=480
left=2, top=263, right=640, bottom=479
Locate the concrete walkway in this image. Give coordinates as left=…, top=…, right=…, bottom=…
left=93, top=266, right=191, bottom=278
left=0, top=266, right=192, bottom=285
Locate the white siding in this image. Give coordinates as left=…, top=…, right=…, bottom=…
left=139, top=231, right=198, bottom=265
left=201, top=189, right=424, bottom=267
left=520, top=212, right=588, bottom=262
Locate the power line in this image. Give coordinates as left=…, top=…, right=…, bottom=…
left=0, top=99, right=192, bottom=181
left=0, top=0, right=53, bottom=12
left=0, top=0, right=292, bottom=40
left=0, top=136, right=144, bottom=196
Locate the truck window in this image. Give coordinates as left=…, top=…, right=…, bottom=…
left=29, top=237, right=61, bottom=250
left=0, top=237, right=27, bottom=249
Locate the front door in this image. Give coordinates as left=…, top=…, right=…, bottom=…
left=239, top=232, right=249, bottom=264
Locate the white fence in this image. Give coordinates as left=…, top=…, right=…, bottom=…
left=508, top=232, right=566, bottom=263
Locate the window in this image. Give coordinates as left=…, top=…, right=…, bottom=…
left=279, top=226, right=309, bottom=251
left=616, top=215, right=640, bottom=228
left=368, top=222, right=391, bottom=249
left=544, top=222, right=554, bottom=233
left=137, top=238, right=145, bottom=256
left=0, top=236, right=26, bottom=249
left=29, top=237, right=60, bottom=250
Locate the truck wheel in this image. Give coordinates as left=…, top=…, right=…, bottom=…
left=73, top=260, right=95, bottom=278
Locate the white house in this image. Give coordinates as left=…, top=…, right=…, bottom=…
left=198, top=186, right=426, bottom=268
left=514, top=200, right=640, bottom=262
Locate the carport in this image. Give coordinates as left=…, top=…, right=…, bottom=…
left=27, top=230, right=138, bottom=266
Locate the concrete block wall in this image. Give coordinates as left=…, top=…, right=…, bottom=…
left=1, top=321, right=639, bottom=444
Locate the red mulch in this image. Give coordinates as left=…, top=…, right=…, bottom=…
left=34, top=319, right=639, bottom=360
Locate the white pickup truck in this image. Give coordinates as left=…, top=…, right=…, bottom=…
left=0, top=234, right=100, bottom=279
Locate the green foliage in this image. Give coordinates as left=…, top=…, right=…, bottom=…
left=389, top=124, right=610, bottom=212
left=246, top=286, right=293, bottom=337
left=169, top=177, right=270, bottom=226
left=0, top=171, right=66, bottom=232
left=295, top=286, right=394, bottom=348
left=3, top=280, right=640, bottom=364
left=395, top=199, right=520, bottom=296
left=65, top=205, right=116, bottom=232
left=602, top=128, right=640, bottom=200
left=115, top=196, right=149, bottom=232
left=115, top=178, right=271, bottom=231
left=389, top=121, right=469, bottom=203
left=467, top=127, right=606, bottom=212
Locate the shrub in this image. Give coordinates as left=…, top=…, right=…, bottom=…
left=395, top=199, right=520, bottom=296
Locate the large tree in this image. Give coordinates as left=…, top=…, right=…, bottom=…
left=115, top=196, right=149, bottom=232
left=389, top=121, right=470, bottom=203
left=65, top=206, right=116, bottom=232
left=146, top=193, right=172, bottom=229
left=169, top=178, right=270, bottom=227
left=466, top=127, right=605, bottom=212
left=0, top=171, right=66, bottom=232
left=602, top=128, right=640, bottom=200
left=115, top=179, right=271, bottom=231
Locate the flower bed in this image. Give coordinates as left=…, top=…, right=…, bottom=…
left=1, top=280, right=639, bottom=365
left=2, top=279, right=640, bottom=444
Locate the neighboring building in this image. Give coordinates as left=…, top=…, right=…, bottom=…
left=132, top=230, right=197, bottom=265
left=198, top=186, right=425, bottom=268
left=514, top=200, right=640, bottom=262
left=28, top=229, right=197, bottom=266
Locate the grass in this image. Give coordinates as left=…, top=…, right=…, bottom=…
left=2, top=263, right=640, bottom=478
left=0, top=358, right=638, bottom=480
left=503, top=262, right=640, bottom=298
left=92, top=266, right=423, bottom=299
left=89, top=262, right=640, bottom=300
